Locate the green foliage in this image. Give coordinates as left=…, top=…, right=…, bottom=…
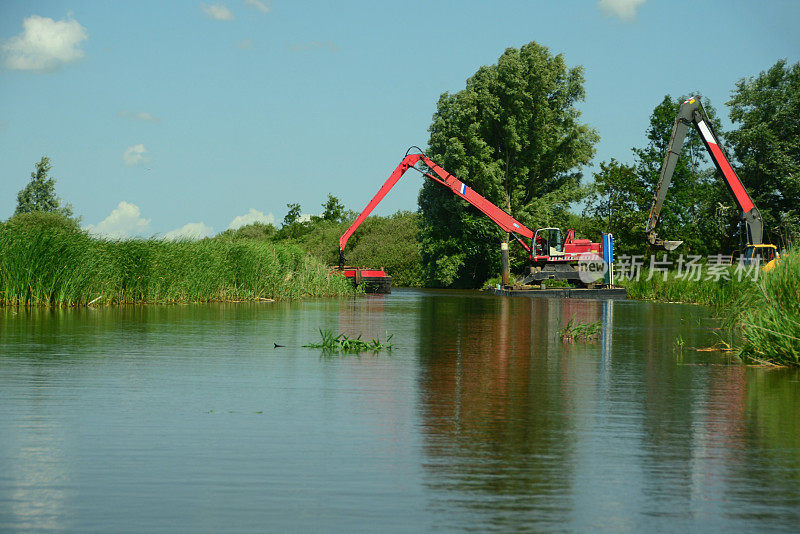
left=420, top=41, right=598, bottom=288
left=727, top=60, right=800, bottom=249
left=735, top=248, right=800, bottom=366
left=589, top=95, right=727, bottom=257
left=228, top=210, right=425, bottom=287
left=303, top=328, right=394, bottom=354
left=319, top=194, right=346, bottom=223
left=15, top=156, right=74, bottom=218
left=0, top=214, right=353, bottom=306
left=557, top=317, right=600, bottom=343
left=619, top=267, right=751, bottom=308
left=282, top=203, right=302, bottom=227
left=216, top=222, right=277, bottom=241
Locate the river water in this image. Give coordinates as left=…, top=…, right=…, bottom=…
left=1, top=289, right=799, bottom=532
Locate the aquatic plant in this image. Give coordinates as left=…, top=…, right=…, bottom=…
left=0, top=213, right=355, bottom=306
left=618, top=267, right=751, bottom=308
left=557, top=317, right=601, bottom=343
left=734, top=248, right=800, bottom=366
left=303, top=328, right=394, bottom=354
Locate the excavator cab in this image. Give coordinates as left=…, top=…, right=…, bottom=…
left=533, top=228, right=564, bottom=258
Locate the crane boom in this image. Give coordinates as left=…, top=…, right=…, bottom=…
left=645, top=96, right=762, bottom=250
left=339, top=149, right=534, bottom=267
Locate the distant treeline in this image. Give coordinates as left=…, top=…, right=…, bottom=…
left=220, top=208, right=425, bottom=288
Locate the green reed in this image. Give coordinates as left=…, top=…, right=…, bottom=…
left=0, top=213, right=354, bottom=306
left=557, top=316, right=601, bottom=343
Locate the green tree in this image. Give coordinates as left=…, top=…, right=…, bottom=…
left=15, top=156, right=74, bottom=217
left=282, top=203, right=302, bottom=227
left=320, top=194, right=346, bottom=223
left=727, top=60, right=800, bottom=248
left=419, top=41, right=598, bottom=287
left=586, top=159, right=650, bottom=256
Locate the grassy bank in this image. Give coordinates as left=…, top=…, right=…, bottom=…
left=618, top=268, right=751, bottom=308
left=735, top=249, right=800, bottom=366
left=0, top=213, right=354, bottom=307
left=617, top=252, right=800, bottom=366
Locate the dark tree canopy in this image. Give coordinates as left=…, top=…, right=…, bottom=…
left=419, top=41, right=598, bottom=287
left=727, top=59, right=800, bottom=247
left=15, top=156, right=73, bottom=218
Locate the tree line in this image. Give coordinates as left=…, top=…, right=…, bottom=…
left=9, top=42, right=799, bottom=289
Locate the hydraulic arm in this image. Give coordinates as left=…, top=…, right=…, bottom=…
left=339, top=148, right=535, bottom=268
left=645, top=96, right=762, bottom=250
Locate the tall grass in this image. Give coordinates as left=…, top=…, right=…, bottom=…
left=734, top=249, right=800, bottom=366
left=619, top=268, right=752, bottom=308
left=0, top=213, right=354, bottom=306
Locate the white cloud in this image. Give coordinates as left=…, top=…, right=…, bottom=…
left=2, top=15, right=88, bottom=72
left=123, top=144, right=150, bottom=167
left=202, top=3, right=235, bottom=21
left=164, top=222, right=215, bottom=241
left=227, top=208, right=275, bottom=230
left=289, top=41, right=338, bottom=53
left=118, top=110, right=161, bottom=124
left=297, top=214, right=312, bottom=223
left=244, top=0, right=270, bottom=14
left=598, top=0, right=646, bottom=22
left=85, top=201, right=151, bottom=239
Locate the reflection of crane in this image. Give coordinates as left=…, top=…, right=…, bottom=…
left=338, top=148, right=610, bottom=288
left=645, top=96, right=779, bottom=269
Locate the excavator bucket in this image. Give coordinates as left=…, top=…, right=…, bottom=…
left=656, top=239, right=683, bottom=251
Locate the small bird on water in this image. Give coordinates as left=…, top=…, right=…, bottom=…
left=274, top=343, right=284, bottom=348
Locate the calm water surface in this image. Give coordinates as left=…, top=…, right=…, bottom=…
left=1, top=289, right=799, bottom=532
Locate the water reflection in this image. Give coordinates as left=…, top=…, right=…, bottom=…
left=1, top=294, right=799, bottom=531
left=416, top=295, right=606, bottom=529
left=413, top=292, right=800, bottom=530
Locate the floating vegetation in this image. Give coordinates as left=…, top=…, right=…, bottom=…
left=558, top=317, right=601, bottom=343
left=303, top=328, right=394, bottom=354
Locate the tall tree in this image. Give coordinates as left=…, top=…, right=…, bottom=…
left=320, top=194, right=346, bottom=223
left=727, top=60, right=800, bottom=248
left=15, top=156, right=74, bottom=217
left=419, top=42, right=598, bottom=287
left=282, top=203, right=302, bottom=227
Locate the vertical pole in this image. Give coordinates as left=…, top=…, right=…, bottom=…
left=501, top=239, right=510, bottom=287
left=602, top=234, right=614, bottom=286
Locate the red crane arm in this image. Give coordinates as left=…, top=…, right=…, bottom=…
left=338, top=151, right=534, bottom=266
left=693, top=118, right=755, bottom=213
left=338, top=153, right=423, bottom=254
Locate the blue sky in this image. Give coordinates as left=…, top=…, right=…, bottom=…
left=1, top=0, right=798, bottom=238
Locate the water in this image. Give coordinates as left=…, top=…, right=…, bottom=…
left=1, top=290, right=799, bottom=532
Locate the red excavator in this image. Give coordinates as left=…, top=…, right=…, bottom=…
left=337, top=148, right=611, bottom=292
left=645, top=96, right=779, bottom=270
